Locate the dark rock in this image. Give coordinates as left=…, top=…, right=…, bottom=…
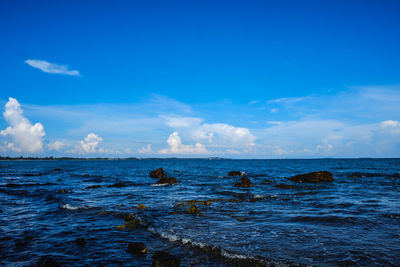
left=58, top=189, right=70, bottom=193
left=227, top=171, right=243, bottom=176
left=127, top=242, right=148, bottom=254
left=53, top=168, right=62, bottom=171
left=82, top=174, right=90, bottom=178
left=187, top=204, right=200, bottom=214
left=36, top=256, right=61, bottom=267
left=156, top=177, right=177, bottom=185
left=152, top=251, right=180, bottom=267
left=137, top=203, right=147, bottom=209
left=86, top=185, right=102, bottom=189
left=75, top=237, right=86, bottom=246
left=289, top=171, right=334, bottom=183
left=275, top=183, right=294, bottom=189
left=108, top=182, right=128, bottom=188
left=234, top=177, right=254, bottom=188
left=150, top=168, right=166, bottom=178
left=116, top=214, right=141, bottom=230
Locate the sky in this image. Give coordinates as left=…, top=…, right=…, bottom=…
left=0, top=0, right=400, bottom=158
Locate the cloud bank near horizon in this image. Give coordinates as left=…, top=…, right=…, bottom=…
left=1, top=86, right=400, bottom=157
left=25, top=59, right=80, bottom=76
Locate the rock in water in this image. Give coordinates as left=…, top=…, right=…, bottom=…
left=36, top=256, right=61, bottom=267
left=187, top=204, right=200, bottom=214
left=137, top=203, right=147, bottom=209
left=127, top=242, right=148, bottom=254
left=289, top=171, right=334, bottom=183
left=150, top=168, right=166, bottom=178
left=75, top=237, right=86, bottom=246
left=156, top=177, right=177, bottom=185
left=227, top=171, right=243, bottom=176
left=234, top=177, right=254, bottom=187
left=152, top=251, right=180, bottom=267
left=275, top=183, right=294, bottom=189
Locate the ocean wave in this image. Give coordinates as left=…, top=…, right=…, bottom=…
left=62, top=204, right=80, bottom=210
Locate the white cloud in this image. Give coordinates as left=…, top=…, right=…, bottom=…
left=47, top=141, right=65, bottom=151
left=138, top=144, right=152, bottom=154
left=159, top=131, right=209, bottom=154
left=0, top=97, right=45, bottom=153
left=381, top=120, right=400, bottom=128
left=162, top=116, right=256, bottom=153
left=79, top=133, right=103, bottom=153
left=25, top=59, right=80, bottom=76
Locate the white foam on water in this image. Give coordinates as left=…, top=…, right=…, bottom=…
left=62, top=204, right=80, bottom=210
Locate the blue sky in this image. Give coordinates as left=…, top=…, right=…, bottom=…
left=1, top=0, right=400, bottom=158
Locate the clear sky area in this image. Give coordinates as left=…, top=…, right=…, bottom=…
left=1, top=0, right=400, bottom=158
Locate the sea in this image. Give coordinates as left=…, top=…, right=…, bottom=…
left=0, top=158, right=399, bottom=266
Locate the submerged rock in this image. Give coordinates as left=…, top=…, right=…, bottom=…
left=234, top=177, right=254, bottom=188
left=150, top=168, right=166, bottom=178
left=275, top=183, right=295, bottom=189
left=86, top=185, right=102, bottom=189
left=75, top=237, right=86, bottom=246
left=58, top=189, right=70, bottom=193
left=289, top=171, right=334, bottom=183
left=116, top=214, right=141, bottom=230
left=108, top=182, right=129, bottom=188
left=187, top=204, right=200, bottom=214
left=152, top=251, right=180, bottom=267
left=227, top=171, right=243, bottom=176
left=53, top=168, right=62, bottom=171
left=127, top=242, right=148, bottom=254
left=137, top=203, right=147, bottom=210
left=156, top=177, right=177, bottom=185
left=36, top=256, right=61, bottom=267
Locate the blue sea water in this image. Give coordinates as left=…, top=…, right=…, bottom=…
left=0, top=159, right=399, bottom=266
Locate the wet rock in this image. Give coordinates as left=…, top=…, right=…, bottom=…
left=234, top=177, right=254, bottom=188
left=152, top=251, right=180, bottom=267
left=227, top=171, right=243, bottom=176
left=36, top=256, right=61, bottom=267
left=53, top=168, right=62, bottom=171
left=116, top=214, right=141, bottom=230
left=275, top=183, right=294, bottom=189
left=289, top=171, right=334, bottom=183
left=75, top=237, right=86, bottom=246
left=187, top=204, right=200, bottom=214
left=127, top=242, right=148, bottom=254
left=137, top=203, right=147, bottom=210
left=58, top=189, right=70, bottom=193
left=108, top=182, right=128, bottom=188
left=86, top=185, right=102, bottom=189
left=156, top=177, right=177, bottom=185
left=150, top=168, right=166, bottom=178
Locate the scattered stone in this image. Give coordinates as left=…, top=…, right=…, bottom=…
left=152, top=251, right=181, bottom=267
left=187, top=204, right=200, bottom=214
left=75, top=237, right=86, bottom=246
left=86, top=185, right=102, bottom=189
left=137, top=203, right=147, bottom=210
left=108, top=182, right=128, bottom=188
left=289, top=171, right=334, bottom=183
left=227, top=171, right=243, bottom=176
left=36, top=256, right=61, bottom=267
left=58, top=189, right=70, bottom=193
left=234, top=177, right=254, bottom=188
left=150, top=168, right=166, bottom=178
left=116, top=214, right=141, bottom=230
left=127, top=242, right=148, bottom=254
left=275, top=183, right=294, bottom=189
left=156, top=177, right=177, bottom=185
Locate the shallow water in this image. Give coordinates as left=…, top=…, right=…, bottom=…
left=0, top=159, right=399, bottom=266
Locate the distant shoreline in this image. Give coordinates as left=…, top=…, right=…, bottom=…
left=0, top=156, right=398, bottom=161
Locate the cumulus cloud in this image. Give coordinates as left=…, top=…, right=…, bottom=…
left=138, top=144, right=152, bottom=154
left=381, top=120, right=400, bottom=128
left=159, top=131, right=209, bottom=154
left=79, top=133, right=103, bottom=153
left=47, top=141, right=65, bottom=152
left=25, top=59, right=80, bottom=76
left=162, top=116, right=256, bottom=153
left=0, top=97, right=45, bottom=153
